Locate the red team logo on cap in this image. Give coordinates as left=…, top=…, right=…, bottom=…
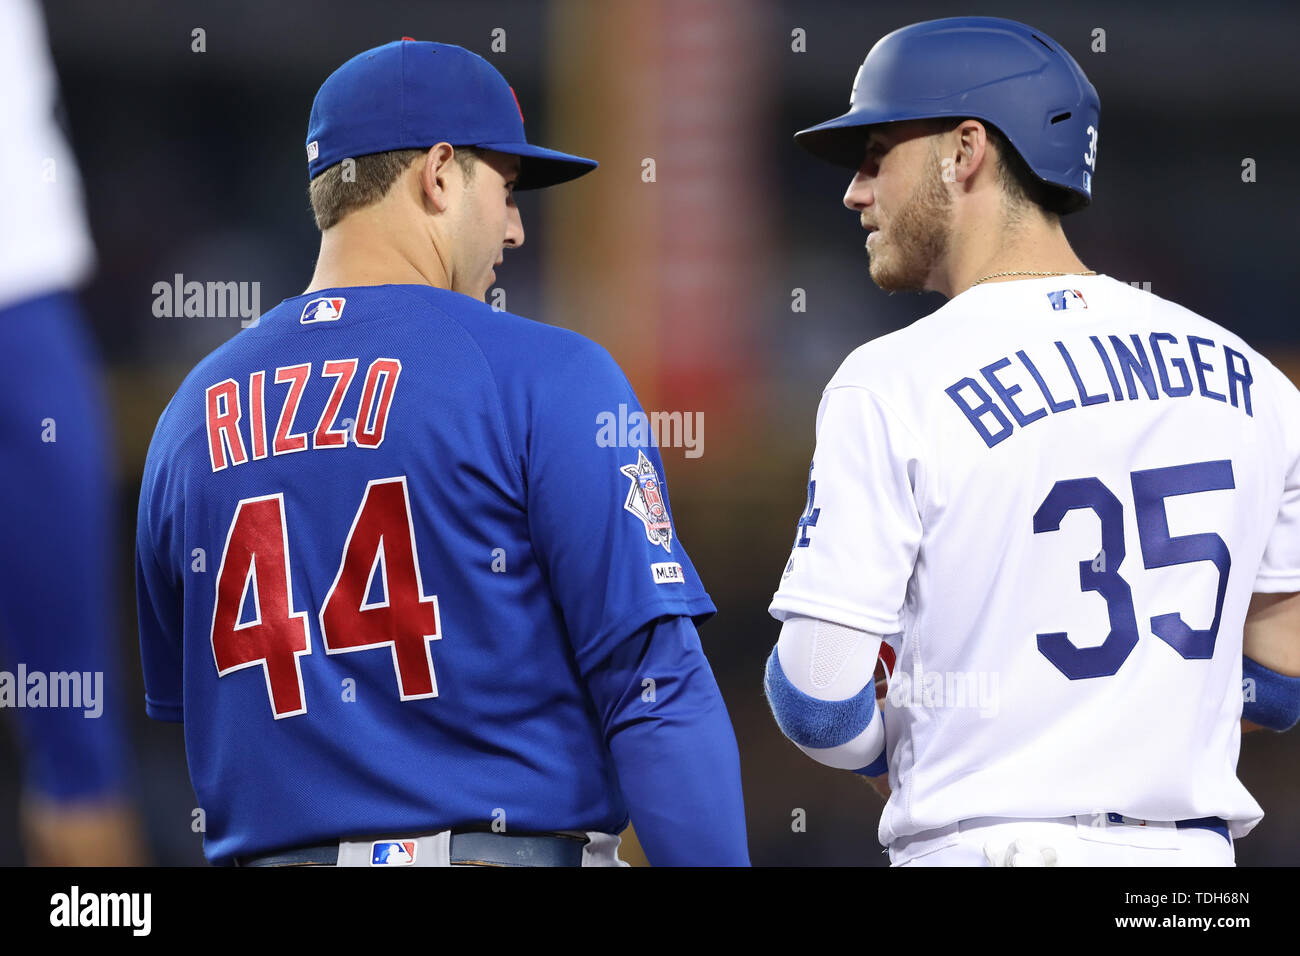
left=509, top=86, right=524, bottom=124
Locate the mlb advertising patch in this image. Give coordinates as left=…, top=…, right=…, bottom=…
left=651, top=562, right=684, bottom=584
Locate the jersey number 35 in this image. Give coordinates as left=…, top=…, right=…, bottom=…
left=1033, top=458, right=1234, bottom=680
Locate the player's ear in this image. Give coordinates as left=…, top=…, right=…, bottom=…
left=947, top=119, right=988, bottom=185
left=418, top=143, right=457, bottom=214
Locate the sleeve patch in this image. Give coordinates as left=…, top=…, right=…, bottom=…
left=621, top=451, right=673, bottom=552
left=652, top=562, right=684, bottom=584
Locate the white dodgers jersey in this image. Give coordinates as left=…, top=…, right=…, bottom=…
left=770, top=274, right=1300, bottom=846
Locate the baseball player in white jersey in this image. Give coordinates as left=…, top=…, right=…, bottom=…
left=763, top=17, right=1300, bottom=866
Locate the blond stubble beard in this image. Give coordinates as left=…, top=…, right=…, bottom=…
left=867, top=144, right=953, bottom=293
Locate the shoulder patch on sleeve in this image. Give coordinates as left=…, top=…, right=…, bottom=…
left=621, top=451, right=673, bottom=552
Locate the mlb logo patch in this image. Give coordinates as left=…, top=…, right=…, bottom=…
left=371, top=841, right=417, bottom=865
left=306, top=140, right=319, bottom=161
left=1047, top=289, right=1087, bottom=311
left=301, top=296, right=345, bottom=324
left=651, top=562, right=684, bottom=584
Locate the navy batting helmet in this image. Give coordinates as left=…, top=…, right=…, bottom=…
left=795, top=17, right=1100, bottom=212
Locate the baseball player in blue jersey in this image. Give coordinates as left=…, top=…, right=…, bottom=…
left=764, top=17, right=1300, bottom=866
left=135, top=39, right=749, bottom=867
left=0, top=0, right=145, bottom=866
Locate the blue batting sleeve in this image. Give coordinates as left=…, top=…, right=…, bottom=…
left=584, top=614, right=749, bottom=866
left=1242, top=655, right=1300, bottom=731
left=763, top=646, right=878, bottom=749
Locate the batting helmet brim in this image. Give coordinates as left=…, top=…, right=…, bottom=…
left=794, top=109, right=962, bottom=170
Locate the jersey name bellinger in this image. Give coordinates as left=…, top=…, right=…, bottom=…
left=945, top=330, right=1253, bottom=449
left=204, top=357, right=401, bottom=472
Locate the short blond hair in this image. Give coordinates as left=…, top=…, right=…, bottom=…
left=308, top=146, right=484, bottom=231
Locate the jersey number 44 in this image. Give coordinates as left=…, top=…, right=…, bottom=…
left=210, top=476, right=441, bottom=718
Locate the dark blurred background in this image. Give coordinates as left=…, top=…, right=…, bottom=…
left=2, top=0, right=1298, bottom=865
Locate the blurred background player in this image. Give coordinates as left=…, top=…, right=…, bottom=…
left=136, top=40, right=748, bottom=867
left=764, top=16, right=1300, bottom=866
left=0, top=0, right=146, bottom=865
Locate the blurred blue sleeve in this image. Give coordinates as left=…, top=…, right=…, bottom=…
left=584, top=614, right=750, bottom=866
left=0, top=292, right=128, bottom=801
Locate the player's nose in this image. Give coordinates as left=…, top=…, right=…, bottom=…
left=505, top=199, right=524, bottom=249
left=843, top=169, right=874, bottom=212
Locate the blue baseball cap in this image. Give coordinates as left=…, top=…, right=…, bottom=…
left=306, top=39, right=597, bottom=189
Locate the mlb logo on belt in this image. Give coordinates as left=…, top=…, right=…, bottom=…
left=1046, top=289, right=1087, bottom=311
left=301, top=296, right=346, bottom=324
left=371, top=840, right=417, bottom=865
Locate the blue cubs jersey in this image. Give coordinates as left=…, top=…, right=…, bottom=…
left=136, top=284, right=715, bottom=864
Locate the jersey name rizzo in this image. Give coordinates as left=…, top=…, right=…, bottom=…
left=946, top=330, right=1253, bottom=448
left=205, top=357, right=400, bottom=472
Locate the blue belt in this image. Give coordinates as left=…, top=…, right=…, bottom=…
left=235, top=831, right=589, bottom=867
left=1177, top=816, right=1232, bottom=843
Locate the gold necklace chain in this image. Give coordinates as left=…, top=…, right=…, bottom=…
left=969, top=269, right=1097, bottom=287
